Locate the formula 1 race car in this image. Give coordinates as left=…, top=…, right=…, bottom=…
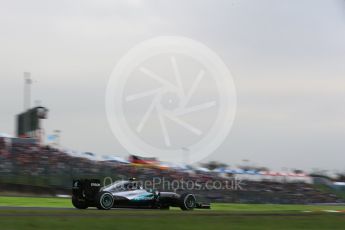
left=72, top=178, right=210, bottom=211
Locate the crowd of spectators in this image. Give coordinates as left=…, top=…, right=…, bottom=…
left=0, top=138, right=343, bottom=204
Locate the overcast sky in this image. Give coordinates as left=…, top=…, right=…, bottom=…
left=0, top=0, right=344, bottom=172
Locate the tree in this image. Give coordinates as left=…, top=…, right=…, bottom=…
left=336, top=173, right=345, bottom=182
left=201, top=161, right=228, bottom=170
left=293, top=169, right=304, bottom=174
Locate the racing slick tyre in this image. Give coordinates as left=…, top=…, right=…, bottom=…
left=72, top=196, right=88, bottom=209
left=96, top=191, right=114, bottom=210
left=179, top=193, right=196, bottom=211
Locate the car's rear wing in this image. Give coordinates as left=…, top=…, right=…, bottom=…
left=72, top=179, right=102, bottom=200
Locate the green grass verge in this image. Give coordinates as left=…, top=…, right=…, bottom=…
left=0, top=196, right=71, bottom=208
left=0, top=196, right=345, bottom=230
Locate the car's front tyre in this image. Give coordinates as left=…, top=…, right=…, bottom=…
left=179, top=193, right=196, bottom=211
left=96, top=191, right=114, bottom=210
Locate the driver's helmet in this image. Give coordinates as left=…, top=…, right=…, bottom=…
left=130, top=182, right=143, bottom=190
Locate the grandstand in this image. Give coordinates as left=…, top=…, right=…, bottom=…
left=0, top=138, right=343, bottom=204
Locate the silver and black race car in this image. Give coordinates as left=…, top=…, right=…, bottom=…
left=72, top=178, right=210, bottom=210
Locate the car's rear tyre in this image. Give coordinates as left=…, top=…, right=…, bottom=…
left=72, top=196, right=88, bottom=209
left=179, top=193, right=196, bottom=211
left=96, top=191, right=114, bottom=210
